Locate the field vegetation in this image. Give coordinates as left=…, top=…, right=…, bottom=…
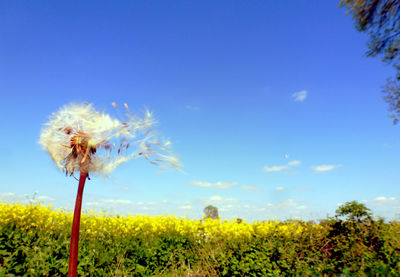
left=0, top=201, right=399, bottom=276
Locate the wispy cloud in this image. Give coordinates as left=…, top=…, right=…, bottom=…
left=220, top=204, right=235, bottom=212
left=0, top=192, right=55, bottom=202
left=275, top=186, right=285, bottom=191
left=199, top=195, right=239, bottom=205
left=292, top=90, right=308, bottom=102
left=245, top=199, right=309, bottom=215
left=312, top=164, right=342, bottom=173
left=294, top=186, right=312, bottom=191
left=179, top=205, right=192, bottom=209
left=185, top=105, right=200, bottom=111
left=263, top=160, right=301, bottom=172
left=190, top=180, right=237, bottom=189
left=86, top=202, right=100, bottom=206
left=263, top=165, right=289, bottom=172
left=365, top=196, right=399, bottom=207
left=0, top=192, right=16, bottom=198
left=240, top=185, right=261, bottom=192
left=102, top=199, right=133, bottom=205
left=36, top=195, right=55, bottom=201
left=136, top=200, right=168, bottom=206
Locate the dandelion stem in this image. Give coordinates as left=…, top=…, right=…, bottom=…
left=68, top=171, right=88, bottom=277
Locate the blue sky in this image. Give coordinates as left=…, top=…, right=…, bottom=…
left=1, top=1, right=399, bottom=221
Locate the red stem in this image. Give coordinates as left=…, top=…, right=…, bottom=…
left=68, top=172, right=88, bottom=277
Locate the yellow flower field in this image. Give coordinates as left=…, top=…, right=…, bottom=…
left=0, top=202, right=325, bottom=240
left=1, top=201, right=399, bottom=276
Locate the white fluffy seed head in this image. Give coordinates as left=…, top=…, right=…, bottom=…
left=39, top=102, right=181, bottom=177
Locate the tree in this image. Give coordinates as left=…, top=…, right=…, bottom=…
left=203, top=205, right=219, bottom=219
left=335, top=200, right=372, bottom=222
left=340, top=0, right=400, bottom=124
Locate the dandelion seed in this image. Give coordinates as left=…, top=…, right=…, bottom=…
left=39, top=102, right=181, bottom=277
left=40, top=103, right=180, bottom=176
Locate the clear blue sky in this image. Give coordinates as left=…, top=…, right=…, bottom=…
left=1, top=1, right=399, bottom=221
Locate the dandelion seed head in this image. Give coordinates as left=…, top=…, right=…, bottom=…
left=40, top=102, right=180, bottom=177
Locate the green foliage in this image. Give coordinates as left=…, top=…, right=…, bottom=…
left=340, top=0, right=400, bottom=124
left=323, top=215, right=400, bottom=276
left=335, top=200, right=372, bottom=222
left=203, top=205, right=219, bottom=220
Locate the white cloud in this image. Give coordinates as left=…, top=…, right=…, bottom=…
left=102, top=199, right=132, bottom=205
left=220, top=204, right=234, bottom=212
left=0, top=192, right=56, bottom=202
left=185, top=105, right=200, bottom=111
left=294, top=186, right=312, bottom=191
left=0, top=192, right=16, bottom=198
left=292, top=90, right=308, bottom=102
left=190, top=180, right=237, bottom=189
left=242, top=199, right=309, bottom=216
left=367, top=196, right=399, bottom=207
left=263, top=165, right=289, bottom=172
left=275, top=186, right=285, bottom=191
left=36, top=195, right=55, bottom=201
left=86, top=202, right=100, bottom=206
left=199, top=195, right=239, bottom=205
left=240, top=185, right=261, bottom=192
left=288, top=160, right=301, bottom=166
left=312, top=164, right=342, bottom=173
left=375, top=196, right=387, bottom=201
left=263, top=160, right=301, bottom=172
left=179, top=205, right=192, bottom=209
left=279, top=199, right=297, bottom=207
left=135, top=200, right=168, bottom=206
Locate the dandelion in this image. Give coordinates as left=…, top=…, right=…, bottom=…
left=39, top=102, right=180, bottom=277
